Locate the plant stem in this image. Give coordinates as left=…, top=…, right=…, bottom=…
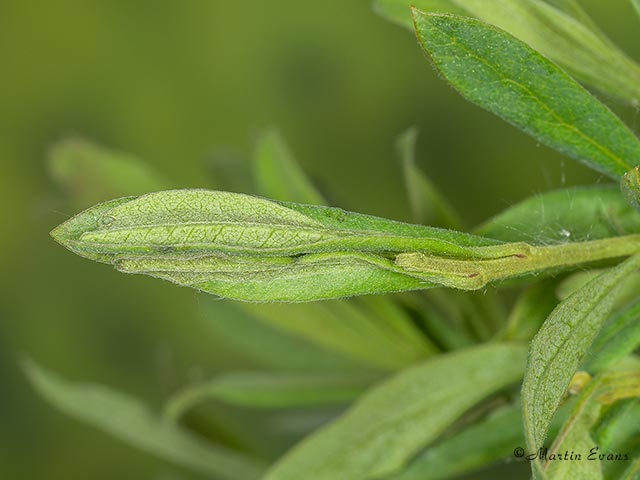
left=395, top=234, right=640, bottom=290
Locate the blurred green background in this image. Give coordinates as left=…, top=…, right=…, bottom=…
left=1, top=1, right=639, bottom=478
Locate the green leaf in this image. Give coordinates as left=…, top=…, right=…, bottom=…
left=388, top=402, right=524, bottom=480
left=202, top=300, right=372, bottom=371
left=253, top=129, right=325, bottom=205
left=621, top=457, right=640, bottom=480
left=622, top=166, right=640, bottom=212
left=48, top=137, right=170, bottom=207
left=23, top=359, right=266, bottom=480
left=521, top=254, right=640, bottom=478
left=244, top=300, right=435, bottom=370
left=397, top=127, right=463, bottom=229
left=476, top=186, right=640, bottom=244
left=264, top=343, right=527, bottom=480
left=378, top=1, right=640, bottom=103
left=544, top=375, right=605, bottom=480
left=583, top=299, right=640, bottom=372
left=413, top=11, right=640, bottom=179
left=501, top=279, right=559, bottom=341
left=51, top=190, right=640, bottom=301
left=633, top=0, right=640, bottom=20
left=164, top=371, right=378, bottom=419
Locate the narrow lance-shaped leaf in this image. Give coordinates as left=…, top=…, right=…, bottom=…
left=583, top=299, right=640, bottom=373
left=501, top=279, right=559, bottom=341
left=164, top=371, right=379, bottom=420
left=397, top=127, right=463, bottom=229
left=51, top=189, right=640, bottom=301
left=544, top=374, right=605, bottom=480
left=413, top=11, right=640, bottom=179
left=253, top=128, right=325, bottom=205
left=244, top=301, right=435, bottom=370
left=377, top=1, right=640, bottom=104
left=201, top=299, right=372, bottom=371
left=389, top=402, right=524, bottom=480
left=23, top=359, right=266, bottom=480
left=264, top=343, right=527, bottom=480
left=48, top=137, right=171, bottom=207
left=521, top=254, right=640, bottom=479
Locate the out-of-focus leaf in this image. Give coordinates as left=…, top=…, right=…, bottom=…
left=633, top=0, right=640, bottom=20
left=476, top=186, right=640, bottom=244
left=264, top=343, right=526, bottom=480
left=583, top=299, right=640, bottom=372
left=379, top=1, right=640, bottom=104
left=593, top=398, right=637, bottom=452
left=388, top=402, right=523, bottom=480
left=23, top=359, right=266, bottom=480
left=397, top=127, right=463, bottom=229
left=413, top=12, right=640, bottom=179
left=502, top=279, right=559, bottom=341
left=622, top=166, right=640, bottom=212
left=621, top=457, right=640, bottom=480
left=201, top=300, right=371, bottom=371
left=372, top=0, right=465, bottom=27
left=521, top=254, right=640, bottom=478
left=205, top=147, right=253, bottom=193
left=253, top=129, right=325, bottom=205
left=244, top=300, right=435, bottom=370
left=545, top=375, right=605, bottom=480
left=396, top=293, right=475, bottom=349
left=48, top=138, right=170, bottom=207
left=164, top=371, right=379, bottom=419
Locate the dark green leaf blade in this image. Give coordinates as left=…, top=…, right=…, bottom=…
left=264, top=343, right=527, bottom=480
left=475, top=185, right=640, bottom=244
left=23, top=359, right=266, bottom=480
left=413, top=11, right=640, bottom=179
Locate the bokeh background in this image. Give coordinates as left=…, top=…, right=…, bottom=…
left=1, top=1, right=639, bottom=478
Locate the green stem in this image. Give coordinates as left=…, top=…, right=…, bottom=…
left=396, top=234, right=640, bottom=290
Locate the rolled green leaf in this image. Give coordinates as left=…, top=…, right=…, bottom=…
left=51, top=189, right=640, bottom=301
left=521, top=254, right=640, bottom=479
left=264, top=343, right=527, bottom=480
left=23, top=359, right=266, bottom=480
left=413, top=11, right=640, bottom=179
